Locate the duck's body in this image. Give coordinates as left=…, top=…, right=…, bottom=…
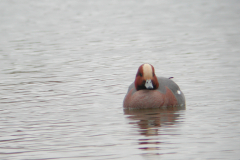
left=123, top=64, right=185, bottom=109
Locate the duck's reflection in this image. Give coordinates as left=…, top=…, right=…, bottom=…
left=124, top=106, right=185, bottom=152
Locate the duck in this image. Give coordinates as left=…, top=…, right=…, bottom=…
left=123, top=64, right=185, bottom=109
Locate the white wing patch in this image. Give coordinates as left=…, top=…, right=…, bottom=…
left=177, top=90, right=181, bottom=94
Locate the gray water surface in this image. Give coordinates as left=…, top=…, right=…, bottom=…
left=0, top=0, right=240, bottom=159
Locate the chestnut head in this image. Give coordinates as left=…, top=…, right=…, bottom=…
left=134, top=64, right=159, bottom=91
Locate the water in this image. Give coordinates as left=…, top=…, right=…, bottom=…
left=0, top=0, right=240, bottom=159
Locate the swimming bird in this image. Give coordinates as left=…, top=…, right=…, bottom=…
left=123, top=64, right=185, bottom=109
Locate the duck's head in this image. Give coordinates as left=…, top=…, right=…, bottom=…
left=134, top=64, right=159, bottom=91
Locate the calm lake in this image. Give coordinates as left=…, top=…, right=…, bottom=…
left=0, top=0, right=240, bottom=159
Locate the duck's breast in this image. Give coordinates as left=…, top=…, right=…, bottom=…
left=123, top=77, right=185, bottom=109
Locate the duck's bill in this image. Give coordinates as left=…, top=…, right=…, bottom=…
left=145, top=79, right=153, bottom=89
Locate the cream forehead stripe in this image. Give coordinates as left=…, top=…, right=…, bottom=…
left=142, top=64, right=153, bottom=79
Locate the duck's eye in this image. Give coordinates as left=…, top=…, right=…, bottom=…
left=139, top=73, right=143, bottom=77
left=153, top=73, right=155, bottom=77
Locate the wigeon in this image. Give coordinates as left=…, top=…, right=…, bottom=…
left=123, top=64, right=185, bottom=109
